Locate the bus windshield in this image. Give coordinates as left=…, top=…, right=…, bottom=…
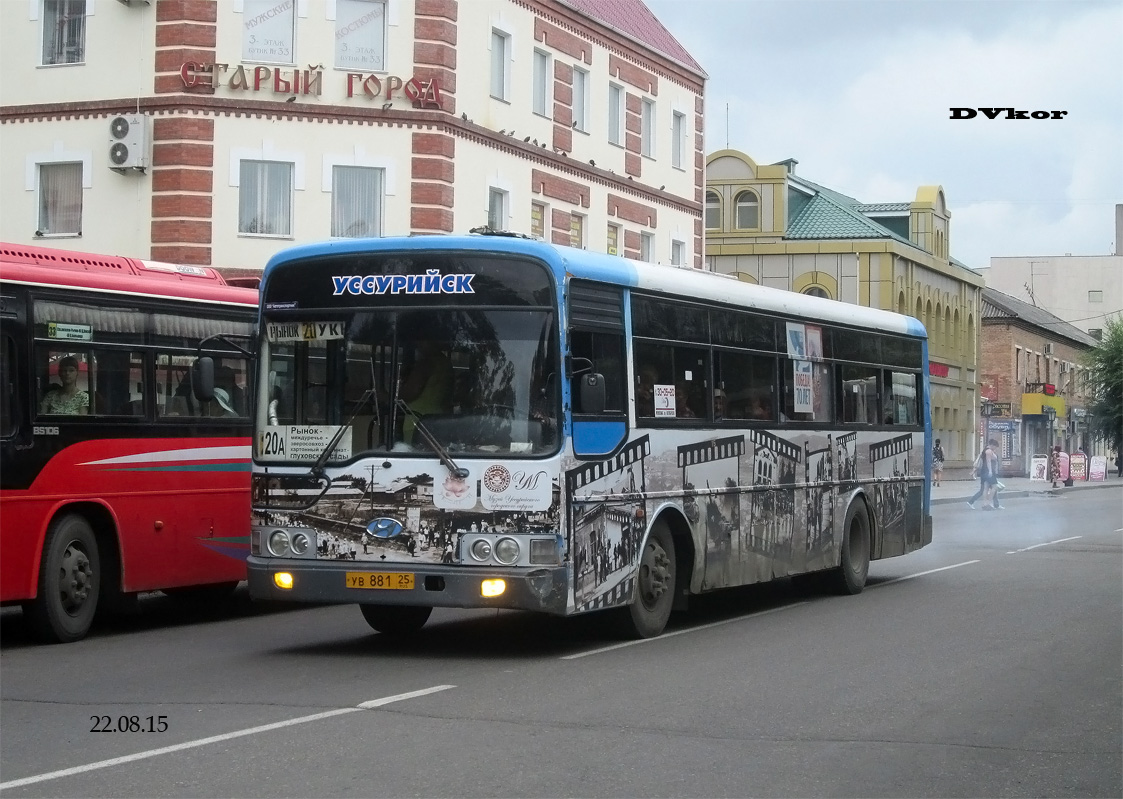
left=257, top=307, right=560, bottom=461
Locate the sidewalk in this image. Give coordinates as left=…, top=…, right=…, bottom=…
left=930, top=471, right=1123, bottom=505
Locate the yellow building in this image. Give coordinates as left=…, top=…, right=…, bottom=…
left=705, top=150, right=984, bottom=467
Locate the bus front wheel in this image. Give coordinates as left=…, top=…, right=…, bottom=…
left=831, top=502, right=871, bottom=595
left=360, top=604, right=432, bottom=635
left=624, top=520, right=676, bottom=638
left=24, top=514, right=101, bottom=644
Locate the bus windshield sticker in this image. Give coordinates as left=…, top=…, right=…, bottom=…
left=805, top=325, right=823, bottom=360
left=654, top=384, right=676, bottom=417
left=331, top=272, right=475, bottom=296
left=47, top=322, right=93, bottom=341
left=259, top=425, right=353, bottom=462
left=793, top=360, right=814, bottom=413
left=266, top=321, right=347, bottom=343
left=786, top=322, right=807, bottom=359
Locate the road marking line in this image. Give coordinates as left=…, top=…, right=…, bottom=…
left=0, top=685, right=455, bottom=792
left=871, top=560, right=980, bottom=588
left=1007, top=535, right=1082, bottom=554
left=561, top=602, right=808, bottom=660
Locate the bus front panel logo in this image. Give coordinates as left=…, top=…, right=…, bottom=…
left=367, top=518, right=404, bottom=538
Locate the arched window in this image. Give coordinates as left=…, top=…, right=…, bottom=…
left=953, top=308, right=960, bottom=348
left=803, top=286, right=830, bottom=299
left=944, top=307, right=952, bottom=349
left=935, top=302, right=943, bottom=347
left=734, top=190, right=759, bottom=230
left=898, top=292, right=906, bottom=315
left=705, top=191, right=722, bottom=230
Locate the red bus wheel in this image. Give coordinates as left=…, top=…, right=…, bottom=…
left=24, top=514, right=101, bottom=644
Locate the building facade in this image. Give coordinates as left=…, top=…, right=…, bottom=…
left=977, top=205, right=1123, bottom=342
left=704, top=150, right=984, bottom=467
left=1, top=0, right=705, bottom=273
left=979, top=287, right=1101, bottom=476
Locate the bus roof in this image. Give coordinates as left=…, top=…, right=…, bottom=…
left=0, top=242, right=257, bottom=306
left=264, top=235, right=925, bottom=338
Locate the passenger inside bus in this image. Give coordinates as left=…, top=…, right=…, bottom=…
left=398, top=338, right=453, bottom=443
left=39, top=355, right=89, bottom=415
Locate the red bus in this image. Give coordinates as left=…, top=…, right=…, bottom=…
left=0, top=243, right=258, bottom=643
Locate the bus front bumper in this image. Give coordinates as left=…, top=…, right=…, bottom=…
left=247, top=556, right=570, bottom=614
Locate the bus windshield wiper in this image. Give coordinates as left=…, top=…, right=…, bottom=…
left=310, top=388, right=375, bottom=480
left=395, top=398, right=469, bottom=479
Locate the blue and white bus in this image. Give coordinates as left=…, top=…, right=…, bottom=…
left=235, top=233, right=932, bottom=638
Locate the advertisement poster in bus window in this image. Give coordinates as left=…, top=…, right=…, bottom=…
left=805, top=325, right=823, bottom=361
left=654, top=384, right=676, bottom=417
left=793, top=360, right=814, bottom=414
left=565, top=436, right=650, bottom=612
left=785, top=322, right=807, bottom=359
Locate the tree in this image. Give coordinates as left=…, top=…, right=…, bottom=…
left=1082, top=315, right=1123, bottom=456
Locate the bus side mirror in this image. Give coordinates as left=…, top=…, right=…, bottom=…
left=192, top=357, right=215, bottom=402
left=579, top=373, right=606, bottom=414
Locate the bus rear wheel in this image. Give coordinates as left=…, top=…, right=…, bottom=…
left=360, top=604, right=432, bottom=635
left=623, top=520, right=676, bottom=638
left=830, top=502, right=871, bottom=595
left=24, top=514, right=101, bottom=644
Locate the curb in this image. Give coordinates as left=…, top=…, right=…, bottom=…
left=931, top=480, right=1121, bottom=506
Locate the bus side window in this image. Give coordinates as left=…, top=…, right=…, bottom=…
left=1, top=335, right=15, bottom=437
left=570, top=329, right=624, bottom=414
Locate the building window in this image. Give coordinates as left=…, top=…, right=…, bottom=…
left=570, top=214, right=585, bottom=249
left=488, top=188, right=508, bottom=231
left=1088, top=290, right=1103, bottom=303
left=238, top=161, right=293, bottom=236
left=641, top=98, right=655, bottom=158
left=705, top=191, right=721, bottom=230
left=242, top=0, right=296, bottom=64
left=1088, top=328, right=1103, bottom=341
left=640, top=231, right=654, bottom=262
left=671, top=240, right=686, bottom=267
left=802, top=286, right=830, bottom=299
left=735, top=190, right=760, bottom=229
left=608, top=84, right=624, bottom=145
left=531, top=202, right=546, bottom=239
left=671, top=111, right=686, bottom=170
left=532, top=50, right=550, bottom=117
left=572, top=68, right=589, bottom=133
left=37, top=162, right=82, bottom=236
left=334, top=0, right=387, bottom=72
left=607, top=223, right=620, bottom=256
left=42, top=0, right=85, bottom=65
left=490, top=29, right=510, bottom=101
left=331, top=166, right=382, bottom=238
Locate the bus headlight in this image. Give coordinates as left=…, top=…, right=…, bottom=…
left=470, top=539, right=492, bottom=561
left=267, top=530, right=290, bottom=557
left=494, top=537, right=520, bottom=565
left=529, top=538, right=557, bottom=565
left=290, top=532, right=310, bottom=556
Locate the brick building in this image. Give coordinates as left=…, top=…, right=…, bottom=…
left=1, top=0, right=705, bottom=273
left=980, top=287, right=1100, bottom=476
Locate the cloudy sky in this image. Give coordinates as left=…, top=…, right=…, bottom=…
left=645, top=0, right=1123, bottom=269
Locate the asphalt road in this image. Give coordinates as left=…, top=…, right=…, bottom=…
left=2, top=488, right=1120, bottom=798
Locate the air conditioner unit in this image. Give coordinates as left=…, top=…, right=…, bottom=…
left=108, top=114, right=149, bottom=173
left=1042, top=343, right=1053, bottom=355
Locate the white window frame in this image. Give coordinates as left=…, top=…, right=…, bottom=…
left=640, top=98, right=655, bottom=158
left=532, top=49, right=550, bottom=117
left=671, top=239, right=686, bottom=267
left=572, top=67, right=589, bottom=133
left=488, top=187, right=508, bottom=231
left=332, top=0, right=388, bottom=72
left=705, top=190, right=721, bottom=230
left=607, top=222, right=621, bottom=256
left=490, top=28, right=511, bottom=102
left=640, top=231, right=654, bottom=263
left=237, top=160, right=294, bottom=237
left=608, top=83, right=624, bottom=146
left=671, top=110, right=686, bottom=170
left=39, top=0, right=88, bottom=67
left=36, top=161, right=84, bottom=237
left=241, top=0, right=298, bottom=65
left=329, top=165, right=384, bottom=238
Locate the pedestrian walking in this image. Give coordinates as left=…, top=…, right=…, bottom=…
left=967, top=439, right=1003, bottom=510
left=1048, top=445, right=1062, bottom=488
left=931, top=438, right=945, bottom=487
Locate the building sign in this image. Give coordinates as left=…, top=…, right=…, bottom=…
left=929, top=362, right=950, bottom=378
left=988, top=402, right=1012, bottom=418
left=335, top=0, right=387, bottom=72
left=242, top=0, right=296, bottom=64
left=180, top=62, right=443, bottom=109
left=1025, top=382, right=1055, bottom=395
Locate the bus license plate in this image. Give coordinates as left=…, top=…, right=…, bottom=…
left=346, top=572, right=414, bottom=590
